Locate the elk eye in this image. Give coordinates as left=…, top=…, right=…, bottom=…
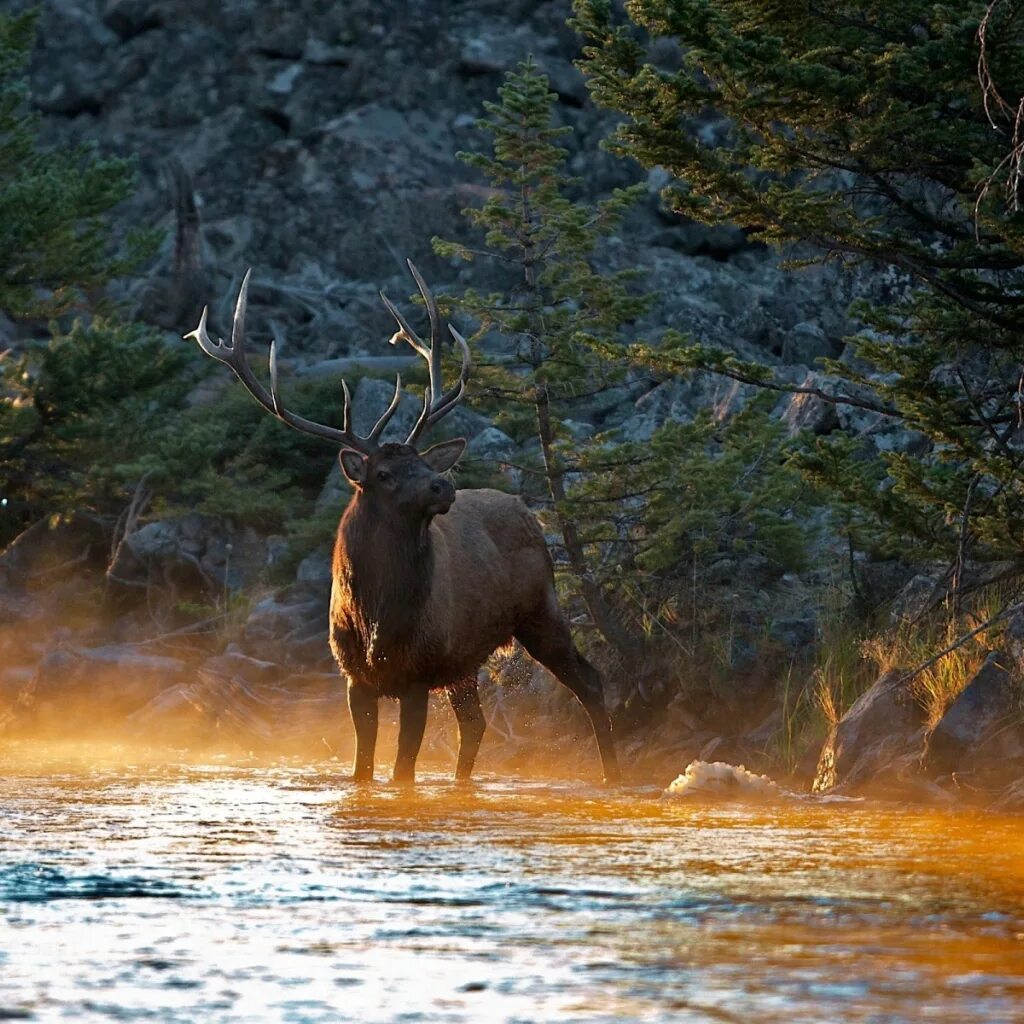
left=376, top=470, right=392, bottom=483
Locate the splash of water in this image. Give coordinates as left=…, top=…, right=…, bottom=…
left=665, top=760, right=797, bottom=801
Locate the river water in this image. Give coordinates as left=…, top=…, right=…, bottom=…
left=2, top=749, right=1023, bottom=1023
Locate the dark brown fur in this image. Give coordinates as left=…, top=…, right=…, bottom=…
left=328, top=444, right=620, bottom=784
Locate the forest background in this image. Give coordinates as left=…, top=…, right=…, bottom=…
left=2, top=0, right=1024, bottom=805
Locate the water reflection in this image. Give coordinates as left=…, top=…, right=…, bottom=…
left=1, top=746, right=1022, bottom=1023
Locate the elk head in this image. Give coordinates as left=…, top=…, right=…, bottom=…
left=185, top=261, right=472, bottom=522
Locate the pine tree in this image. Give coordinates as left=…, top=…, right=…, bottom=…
left=434, top=58, right=651, bottom=663
left=575, top=1, right=1024, bottom=578
left=0, top=11, right=139, bottom=319
left=0, top=12, right=173, bottom=545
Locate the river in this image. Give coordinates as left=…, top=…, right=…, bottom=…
left=2, top=747, right=1023, bottom=1023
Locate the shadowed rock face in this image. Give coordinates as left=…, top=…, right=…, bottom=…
left=13, top=0, right=858, bottom=388
left=925, top=652, right=1024, bottom=782
left=813, top=669, right=928, bottom=796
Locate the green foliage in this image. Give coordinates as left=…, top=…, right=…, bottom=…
left=434, top=60, right=648, bottom=401
left=129, top=373, right=352, bottom=534
left=580, top=399, right=812, bottom=579
left=435, top=58, right=651, bottom=656
left=576, top=0, right=1024, bottom=567
left=0, top=319, right=192, bottom=543
left=0, top=11, right=145, bottom=320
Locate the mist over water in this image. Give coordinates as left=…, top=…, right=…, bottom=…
left=2, top=747, right=1023, bottom=1023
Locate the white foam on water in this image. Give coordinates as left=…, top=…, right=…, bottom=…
left=664, top=760, right=798, bottom=801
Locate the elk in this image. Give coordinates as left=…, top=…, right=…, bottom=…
left=187, top=261, right=620, bottom=785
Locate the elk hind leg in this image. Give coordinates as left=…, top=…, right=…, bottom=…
left=515, top=611, right=621, bottom=785
left=447, top=678, right=486, bottom=782
left=348, top=682, right=378, bottom=783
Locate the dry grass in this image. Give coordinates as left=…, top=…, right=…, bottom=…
left=861, top=584, right=1013, bottom=728
left=773, top=581, right=1018, bottom=776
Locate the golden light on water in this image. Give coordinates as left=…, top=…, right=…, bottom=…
left=2, top=743, right=1023, bottom=1022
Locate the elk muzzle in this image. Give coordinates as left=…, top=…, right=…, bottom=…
left=426, top=476, right=456, bottom=516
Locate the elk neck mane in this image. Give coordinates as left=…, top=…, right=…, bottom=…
left=333, top=491, right=435, bottom=664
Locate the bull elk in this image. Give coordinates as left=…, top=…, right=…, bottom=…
left=186, top=262, right=620, bottom=785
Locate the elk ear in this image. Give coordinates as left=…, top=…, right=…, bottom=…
left=339, top=449, right=367, bottom=486
left=420, top=437, right=466, bottom=474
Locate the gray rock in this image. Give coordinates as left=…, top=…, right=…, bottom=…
left=0, top=514, right=107, bottom=590
left=768, top=616, right=818, bottom=653
left=925, top=652, right=1023, bottom=778
left=621, top=375, right=756, bottom=443
left=889, top=574, right=944, bottom=623
left=1004, top=606, right=1024, bottom=674
left=467, top=426, right=517, bottom=464
left=781, top=322, right=836, bottom=365
left=102, top=0, right=163, bottom=40
left=297, top=548, right=333, bottom=586
left=107, top=514, right=268, bottom=603
left=778, top=372, right=840, bottom=435
left=239, top=593, right=332, bottom=670
left=813, top=669, right=928, bottom=793
left=348, top=377, right=420, bottom=442
left=855, top=560, right=917, bottom=610
left=200, top=650, right=283, bottom=686
left=26, top=644, right=189, bottom=733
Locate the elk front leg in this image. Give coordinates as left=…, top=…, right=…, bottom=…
left=348, top=682, right=378, bottom=783
left=393, top=688, right=429, bottom=784
left=447, top=679, right=486, bottom=782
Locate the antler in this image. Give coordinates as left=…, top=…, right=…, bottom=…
left=185, top=268, right=402, bottom=455
left=379, top=259, right=471, bottom=446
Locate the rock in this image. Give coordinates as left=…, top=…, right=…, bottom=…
left=239, top=593, right=332, bottom=670
left=778, top=372, right=840, bottom=435
left=345, top=377, right=414, bottom=441
left=0, top=514, right=108, bottom=591
left=124, top=677, right=273, bottom=748
left=296, top=548, right=333, bottom=586
left=467, top=426, right=517, bottom=464
left=106, top=514, right=267, bottom=605
left=1004, top=605, right=1024, bottom=674
left=781, top=322, right=837, bottom=365
left=621, top=375, right=756, bottom=442
left=295, top=356, right=418, bottom=378
left=813, top=669, right=928, bottom=794
left=991, top=777, right=1024, bottom=812
left=889, top=563, right=1018, bottom=624
left=199, top=651, right=283, bottom=687
left=768, top=615, right=817, bottom=653
left=889, top=573, right=944, bottom=623
left=101, top=0, right=163, bottom=40
left=854, top=560, right=917, bottom=611
left=925, top=652, right=1024, bottom=780
left=25, top=644, right=189, bottom=733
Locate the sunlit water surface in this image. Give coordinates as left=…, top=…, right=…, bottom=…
left=2, top=749, right=1023, bottom=1023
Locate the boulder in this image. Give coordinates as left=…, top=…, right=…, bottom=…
left=199, top=650, right=283, bottom=687
left=781, top=321, right=837, bottom=364
left=24, top=644, right=189, bottom=734
left=1004, top=605, right=1024, bottom=674
left=0, top=514, right=108, bottom=591
left=106, top=514, right=267, bottom=605
left=813, top=669, right=929, bottom=794
left=778, top=372, right=840, bottom=435
left=467, top=426, right=517, bottom=464
left=124, top=677, right=274, bottom=749
left=925, top=652, right=1024, bottom=781
left=239, top=592, right=333, bottom=670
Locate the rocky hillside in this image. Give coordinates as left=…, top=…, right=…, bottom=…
left=2, top=1, right=1022, bottom=806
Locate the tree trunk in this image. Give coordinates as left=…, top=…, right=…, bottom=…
left=519, top=230, right=642, bottom=667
